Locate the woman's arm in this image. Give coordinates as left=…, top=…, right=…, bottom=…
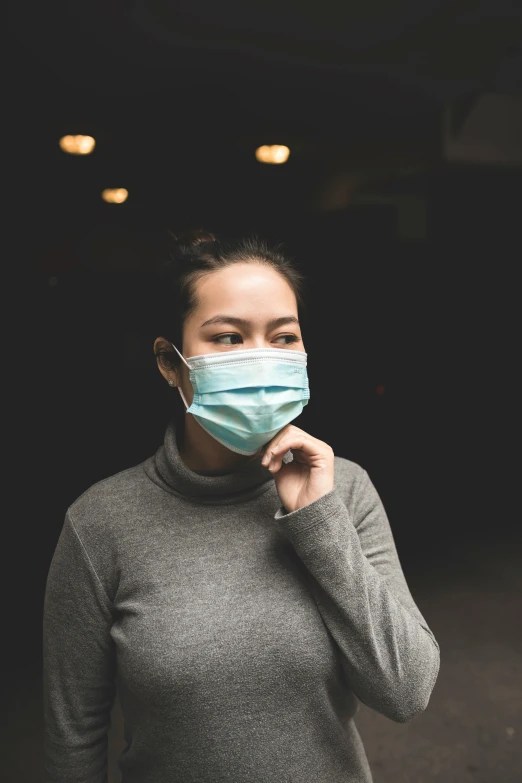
left=274, top=465, right=440, bottom=723
left=43, top=511, right=117, bottom=782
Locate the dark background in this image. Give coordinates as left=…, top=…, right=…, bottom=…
left=5, top=0, right=522, bottom=758
left=8, top=0, right=521, bottom=662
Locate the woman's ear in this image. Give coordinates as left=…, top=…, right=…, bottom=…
left=153, top=336, right=179, bottom=386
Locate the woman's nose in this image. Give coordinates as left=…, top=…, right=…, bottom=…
left=247, top=337, right=272, bottom=349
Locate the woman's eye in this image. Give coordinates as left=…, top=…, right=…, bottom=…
left=214, top=334, right=243, bottom=344
left=274, top=334, right=299, bottom=344
left=212, top=333, right=299, bottom=346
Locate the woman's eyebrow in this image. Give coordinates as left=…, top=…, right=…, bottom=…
left=200, top=315, right=299, bottom=329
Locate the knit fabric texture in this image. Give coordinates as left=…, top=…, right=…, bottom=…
left=43, top=416, right=440, bottom=782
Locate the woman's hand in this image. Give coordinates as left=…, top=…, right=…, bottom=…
left=261, top=424, right=335, bottom=513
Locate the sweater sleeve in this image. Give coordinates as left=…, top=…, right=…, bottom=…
left=42, top=510, right=117, bottom=782
left=274, top=468, right=440, bottom=723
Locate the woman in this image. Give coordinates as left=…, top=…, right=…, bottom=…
left=43, top=229, right=440, bottom=783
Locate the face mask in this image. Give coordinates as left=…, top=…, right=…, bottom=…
left=171, top=343, right=310, bottom=455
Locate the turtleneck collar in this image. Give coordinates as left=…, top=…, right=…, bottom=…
left=143, top=416, right=275, bottom=505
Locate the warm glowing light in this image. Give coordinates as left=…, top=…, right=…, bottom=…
left=255, top=145, right=290, bottom=164
left=375, top=385, right=386, bottom=396
left=101, top=188, right=128, bottom=204
left=59, top=135, right=96, bottom=155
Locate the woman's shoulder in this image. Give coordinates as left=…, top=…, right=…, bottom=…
left=333, top=454, right=366, bottom=483
left=58, top=462, right=151, bottom=603
left=333, top=454, right=368, bottom=507
left=66, top=461, right=151, bottom=533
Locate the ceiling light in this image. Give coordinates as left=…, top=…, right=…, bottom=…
left=59, top=135, right=96, bottom=155
left=101, top=188, right=128, bottom=204
left=255, top=145, right=290, bottom=164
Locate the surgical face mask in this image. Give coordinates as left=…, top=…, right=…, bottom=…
left=171, top=343, right=310, bottom=456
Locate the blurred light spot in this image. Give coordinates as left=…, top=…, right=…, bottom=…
left=59, top=135, right=96, bottom=155
left=48, top=276, right=58, bottom=287
left=255, top=145, right=290, bottom=164
left=375, top=385, right=386, bottom=395
left=101, top=188, right=128, bottom=204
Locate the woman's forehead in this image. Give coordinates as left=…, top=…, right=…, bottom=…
left=195, top=263, right=297, bottom=305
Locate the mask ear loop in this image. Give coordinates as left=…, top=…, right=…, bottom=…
left=170, top=343, right=192, bottom=409
left=171, top=343, right=191, bottom=368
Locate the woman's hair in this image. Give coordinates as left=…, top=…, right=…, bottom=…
left=155, top=227, right=307, bottom=371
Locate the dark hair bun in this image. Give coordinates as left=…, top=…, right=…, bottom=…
left=169, top=228, right=217, bottom=249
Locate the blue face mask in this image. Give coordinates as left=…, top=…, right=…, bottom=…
left=171, top=343, right=310, bottom=455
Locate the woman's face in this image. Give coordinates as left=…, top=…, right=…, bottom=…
left=156, top=262, right=305, bottom=406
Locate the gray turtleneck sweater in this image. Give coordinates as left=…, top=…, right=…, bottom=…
left=43, top=418, right=440, bottom=783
